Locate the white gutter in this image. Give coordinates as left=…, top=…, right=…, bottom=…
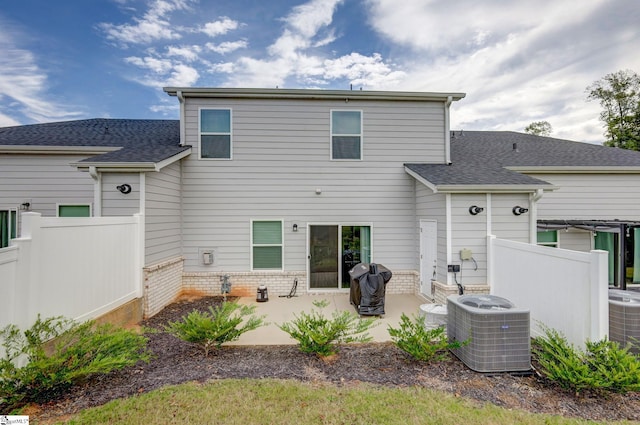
left=164, top=87, right=466, bottom=102
left=89, top=166, right=102, bottom=217
left=177, top=90, right=186, bottom=146
left=444, top=96, right=452, bottom=165
left=529, top=188, right=544, bottom=243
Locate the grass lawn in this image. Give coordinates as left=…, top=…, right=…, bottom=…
left=51, top=379, right=627, bottom=425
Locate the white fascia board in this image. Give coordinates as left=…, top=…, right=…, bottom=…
left=0, top=145, right=118, bottom=154
left=508, top=166, right=640, bottom=174
left=164, top=87, right=466, bottom=102
left=435, top=184, right=559, bottom=193
left=404, top=167, right=439, bottom=193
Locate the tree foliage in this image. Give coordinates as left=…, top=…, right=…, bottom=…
left=524, top=121, right=552, bottom=136
left=587, top=69, right=640, bottom=150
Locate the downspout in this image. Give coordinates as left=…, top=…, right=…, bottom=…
left=177, top=90, right=186, bottom=146
left=529, top=189, right=543, bottom=244
left=89, top=166, right=102, bottom=217
left=444, top=96, right=453, bottom=165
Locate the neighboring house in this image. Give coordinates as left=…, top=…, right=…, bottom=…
left=2, top=88, right=640, bottom=318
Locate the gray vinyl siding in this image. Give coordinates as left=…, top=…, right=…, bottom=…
left=558, top=228, right=592, bottom=252
left=451, top=194, right=487, bottom=285
left=182, top=97, right=447, bottom=272
left=416, top=184, right=447, bottom=282
left=533, top=173, right=640, bottom=221
left=0, top=153, right=94, bottom=222
left=491, top=193, right=530, bottom=242
left=145, top=162, right=182, bottom=265
left=101, top=173, right=140, bottom=217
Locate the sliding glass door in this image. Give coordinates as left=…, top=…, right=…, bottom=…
left=309, top=224, right=371, bottom=290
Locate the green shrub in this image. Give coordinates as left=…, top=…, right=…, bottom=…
left=387, top=313, right=464, bottom=362
left=165, top=301, right=265, bottom=356
left=0, top=315, right=150, bottom=410
left=278, top=300, right=376, bottom=357
left=533, top=326, right=640, bottom=394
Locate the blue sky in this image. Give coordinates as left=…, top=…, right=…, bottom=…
left=1, top=0, right=638, bottom=143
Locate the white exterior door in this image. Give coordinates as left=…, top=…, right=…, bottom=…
left=420, top=220, right=437, bottom=297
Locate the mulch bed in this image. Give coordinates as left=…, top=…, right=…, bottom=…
left=25, top=296, right=640, bottom=423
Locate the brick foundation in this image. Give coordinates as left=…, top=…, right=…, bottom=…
left=143, top=256, right=184, bottom=318
left=143, top=265, right=422, bottom=319
left=430, top=280, right=490, bottom=304
left=181, top=269, right=419, bottom=297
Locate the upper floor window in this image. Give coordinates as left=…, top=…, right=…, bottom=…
left=331, top=110, right=362, bottom=160
left=200, top=109, right=232, bottom=159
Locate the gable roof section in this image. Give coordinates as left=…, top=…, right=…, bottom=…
left=406, top=131, right=640, bottom=193
left=451, top=131, right=640, bottom=171
left=0, top=118, right=189, bottom=170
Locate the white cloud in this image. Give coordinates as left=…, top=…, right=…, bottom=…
left=166, top=45, right=202, bottom=61
left=125, top=55, right=173, bottom=73
left=0, top=24, right=82, bottom=125
left=224, top=0, right=402, bottom=89
left=364, top=0, right=640, bottom=143
left=98, top=0, right=193, bottom=45
left=199, top=17, right=239, bottom=37
left=205, top=40, right=247, bottom=55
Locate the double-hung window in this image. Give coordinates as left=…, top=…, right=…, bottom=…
left=200, top=109, right=232, bottom=159
left=251, top=220, right=283, bottom=270
left=331, top=110, right=362, bottom=160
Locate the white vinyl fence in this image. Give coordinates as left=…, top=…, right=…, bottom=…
left=0, top=212, right=143, bottom=333
left=488, top=235, right=608, bottom=348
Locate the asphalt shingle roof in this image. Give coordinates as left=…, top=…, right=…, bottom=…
left=0, top=118, right=186, bottom=163
left=407, top=131, right=640, bottom=188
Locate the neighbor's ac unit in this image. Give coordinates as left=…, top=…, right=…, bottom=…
left=447, top=294, right=531, bottom=373
left=609, top=289, right=640, bottom=354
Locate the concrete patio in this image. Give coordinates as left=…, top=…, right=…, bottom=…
left=229, top=293, right=428, bottom=345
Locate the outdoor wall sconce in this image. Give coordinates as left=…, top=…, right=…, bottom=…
left=20, top=202, right=31, bottom=211
left=116, top=184, right=132, bottom=194
left=292, top=224, right=298, bottom=232
left=468, top=205, right=484, bottom=215
left=512, top=206, right=529, bottom=216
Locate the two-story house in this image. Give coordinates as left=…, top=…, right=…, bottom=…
left=3, top=87, right=640, bottom=319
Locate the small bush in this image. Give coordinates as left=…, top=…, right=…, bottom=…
left=533, top=326, right=640, bottom=394
left=387, top=313, right=463, bottom=362
left=0, top=315, right=150, bottom=410
left=165, top=301, right=265, bottom=356
left=278, top=300, right=376, bottom=357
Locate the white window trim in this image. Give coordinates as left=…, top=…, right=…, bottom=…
left=56, top=203, right=93, bottom=217
left=330, top=109, right=363, bottom=161
left=199, top=107, right=233, bottom=160
left=250, top=219, right=284, bottom=271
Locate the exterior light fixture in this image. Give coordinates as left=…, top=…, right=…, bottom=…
left=512, top=206, right=529, bottom=216
left=293, top=223, right=298, bottom=232
left=469, top=205, right=484, bottom=215
left=20, top=202, right=31, bottom=211
left=116, top=184, right=132, bottom=194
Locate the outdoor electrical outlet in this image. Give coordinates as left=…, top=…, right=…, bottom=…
left=448, top=264, right=461, bottom=273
